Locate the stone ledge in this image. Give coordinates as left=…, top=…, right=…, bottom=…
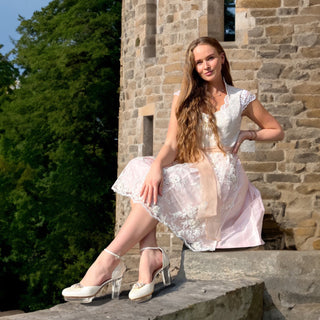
left=1, top=279, right=263, bottom=320
left=178, top=249, right=320, bottom=320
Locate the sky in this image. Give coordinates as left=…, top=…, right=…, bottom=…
left=0, top=0, right=52, bottom=56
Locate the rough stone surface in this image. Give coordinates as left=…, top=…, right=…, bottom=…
left=0, top=279, right=264, bottom=320
left=180, top=250, right=320, bottom=320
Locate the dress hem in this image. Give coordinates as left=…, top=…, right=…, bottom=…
left=112, top=188, right=265, bottom=252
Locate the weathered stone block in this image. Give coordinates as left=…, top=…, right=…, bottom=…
left=292, top=84, right=320, bottom=95
left=250, top=9, right=276, bottom=16
left=276, top=183, right=294, bottom=191
left=248, top=27, right=264, bottom=37
left=232, top=80, right=258, bottom=91
left=294, top=95, right=320, bottom=109
left=281, top=66, right=309, bottom=81
left=257, top=63, right=285, bottom=79
left=163, top=74, right=183, bottom=84
left=296, top=184, right=320, bottom=195
left=296, top=119, right=320, bottom=129
left=304, top=174, right=320, bottom=183
left=294, top=225, right=316, bottom=238
left=248, top=37, right=269, bottom=45
left=300, top=5, right=320, bottom=15
left=270, top=35, right=293, bottom=45
left=155, top=119, right=169, bottom=128
left=226, top=49, right=256, bottom=59
left=277, top=7, right=298, bottom=15
left=258, top=185, right=282, bottom=200
left=307, top=110, right=320, bottom=118
left=237, top=0, right=281, bottom=8
left=129, top=145, right=138, bottom=153
left=265, top=25, right=294, bottom=36
left=297, top=60, right=320, bottom=70
left=283, top=0, right=299, bottom=6
left=266, top=173, right=300, bottom=183
left=293, top=152, right=320, bottom=163
left=164, top=62, right=183, bottom=73
left=146, top=65, right=163, bottom=77
left=313, top=238, right=320, bottom=250
left=231, top=61, right=262, bottom=70
left=311, top=70, right=320, bottom=82
left=255, top=17, right=280, bottom=25
left=296, top=34, right=320, bottom=47
left=267, top=104, right=304, bottom=117
left=257, top=46, right=280, bottom=58
left=231, top=70, right=254, bottom=81
left=243, top=162, right=277, bottom=172
left=241, top=150, right=285, bottom=162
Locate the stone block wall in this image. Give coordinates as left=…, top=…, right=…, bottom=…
left=116, top=0, right=320, bottom=252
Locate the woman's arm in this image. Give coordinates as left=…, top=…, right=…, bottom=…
left=140, top=95, right=180, bottom=205
left=232, top=99, right=284, bottom=154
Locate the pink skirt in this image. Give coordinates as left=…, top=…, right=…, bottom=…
left=112, top=152, right=265, bottom=252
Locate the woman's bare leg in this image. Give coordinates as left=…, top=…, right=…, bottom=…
left=81, top=203, right=158, bottom=286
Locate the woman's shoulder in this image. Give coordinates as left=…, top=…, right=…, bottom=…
left=226, top=83, right=256, bottom=112
left=226, top=83, right=248, bottom=95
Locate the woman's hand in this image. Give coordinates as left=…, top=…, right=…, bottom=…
left=232, top=130, right=256, bottom=154
left=140, top=162, right=163, bottom=206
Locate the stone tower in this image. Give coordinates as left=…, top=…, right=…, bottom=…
left=116, top=0, right=320, bottom=254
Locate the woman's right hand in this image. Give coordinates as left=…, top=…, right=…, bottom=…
left=140, top=161, right=163, bottom=206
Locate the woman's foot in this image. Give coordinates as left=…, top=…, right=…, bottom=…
left=137, top=247, right=163, bottom=284
left=129, top=247, right=171, bottom=302
left=62, top=248, right=126, bottom=302
left=80, top=250, right=120, bottom=286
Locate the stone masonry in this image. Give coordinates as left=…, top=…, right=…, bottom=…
left=116, top=0, right=320, bottom=280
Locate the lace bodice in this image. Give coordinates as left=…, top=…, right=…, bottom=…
left=175, top=84, right=256, bottom=149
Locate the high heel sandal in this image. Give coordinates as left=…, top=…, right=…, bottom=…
left=128, top=247, right=171, bottom=302
left=62, top=248, right=126, bottom=303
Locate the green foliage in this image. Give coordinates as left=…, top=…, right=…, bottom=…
left=0, top=0, right=121, bottom=311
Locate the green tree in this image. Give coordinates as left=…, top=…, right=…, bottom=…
left=0, top=0, right=121, bottom=311
left=0, top=46, right=22, bottom=312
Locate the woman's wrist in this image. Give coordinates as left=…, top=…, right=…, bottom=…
left=248, top=130, right=257, bottom=141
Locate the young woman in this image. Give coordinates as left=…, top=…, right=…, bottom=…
left=62, top=37, right=284, bottom=303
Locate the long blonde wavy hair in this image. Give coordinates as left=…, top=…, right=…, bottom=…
left=175, top=37, right=233, bottom=163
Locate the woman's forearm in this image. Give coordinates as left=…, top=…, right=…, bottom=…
left=153, top=143, right=177, bottom=168
left=248, top=127, right=284, bottom=142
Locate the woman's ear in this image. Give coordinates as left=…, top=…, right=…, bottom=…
left=220, top=52, right=225, bottom=64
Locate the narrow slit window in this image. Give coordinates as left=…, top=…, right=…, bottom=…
left=224, top=0, right=236, bottom=41
left=144, top=1, right=157, bottom=58
left=143, top=116, right=153, bottom=156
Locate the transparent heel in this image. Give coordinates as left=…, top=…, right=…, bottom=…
left=112, top=278, right=123, bottom=299
left=161, top=265, right=171, bottom=286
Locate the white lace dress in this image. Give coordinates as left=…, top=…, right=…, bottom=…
left=112, top=84, right=265, bottom=251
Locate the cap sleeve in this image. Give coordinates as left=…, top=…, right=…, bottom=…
left=240, top=90, right=256, bottom=113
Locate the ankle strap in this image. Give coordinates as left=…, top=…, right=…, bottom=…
left=104, top=248, right=121, bottom=259
left=140, top=247, right=161, bottom=252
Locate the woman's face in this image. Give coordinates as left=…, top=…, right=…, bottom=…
left=193, top=44, right=225, bottom=83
